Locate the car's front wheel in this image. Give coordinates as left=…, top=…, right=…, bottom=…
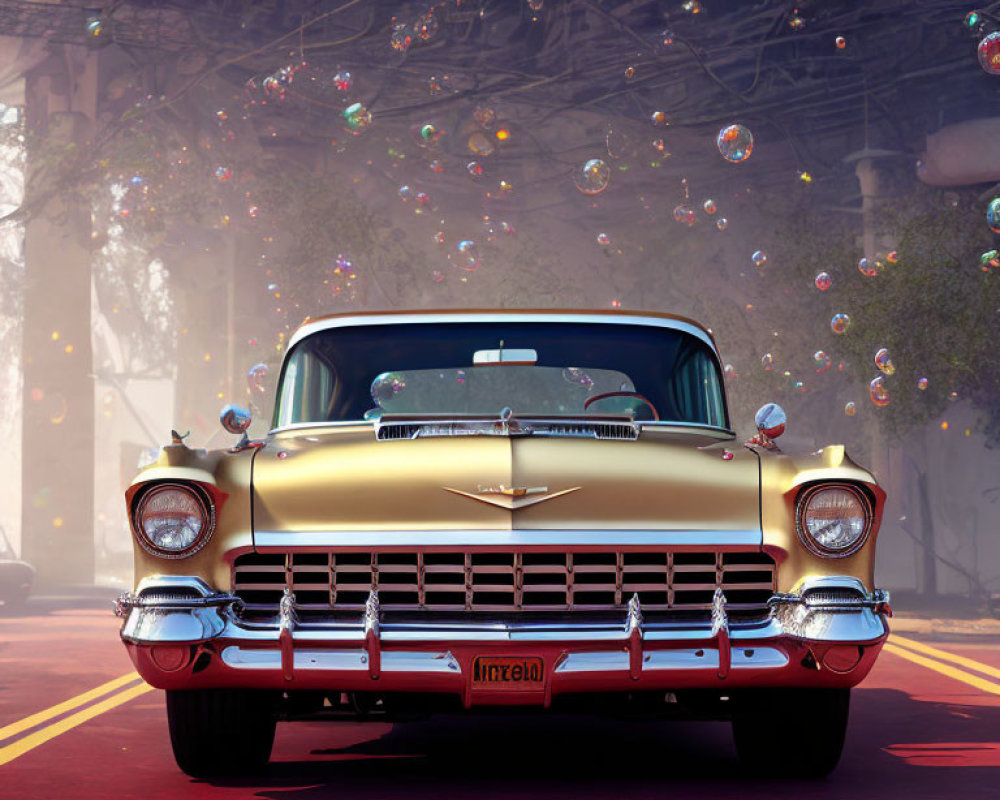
left=731, top=688, right=850, bottom=777
left=165, top=689, right=278, bottom=777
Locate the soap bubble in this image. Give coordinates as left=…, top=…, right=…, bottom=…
left=398, top=184, right=413, bottom=201
left=214, top=166, right=232, bottom=181
left=433, top=231, right=445, bottom=245
left=858, top=257, right=879, bottom=276
left=651, top=138, right=666, bottom=152
left=814, top=351, right=832, bottom=373
left=874, top=348, right=895, bottom=375
left=429, top=159, right=444, bottom=173
left=343, top=102, right=372, bottom=134
left=716, top=124, right=753, bottom=163
left=703, top=199, right=717, bottom=214
left=886, top=250, right=899, bottom=263
left=978, top=32, right=1000, bottom=75
left=981, top=249, right=1000, bottom=270
left=562, top=367, right=594, bottom=389
left=414, top=10, right=439, bottom=41
left=987, top=197, right=1000, bottom=233
left=761, top=352, right=774, bottom=371
left=751, top=250, right=767, bottom=268
left=624, top=65, right=636, bottom=82
left=411, top=122, right=444, bottom=147
left=597, top=232, right=611, bottom=245
left=371, top=372, right=406, bottom=404
left=835, top=35, right=846, bottom=49
left=661, top=29, right=675, bottom=47
left=830, top=313, right=851, bottom=335
left=650, top=110, right=668, bottom=127
left=716, top=217, right=728, bottom=231
left=390, top=22, right=412, bottom=53
left=474, top=107, right=496, bottom=128
left=673, top=204, right=696, bottom=225
left=724, top=363, right=737, bottom=380
left=431, top=269, right=444, bottom=283
left=845, top=401, right=856, bottom=416
left=333, top=71, right=353, bottom=92
left=815, top=271, right=832, bottom=291
left=467, top=161, right=484, bottom=177
left=917, top=376, right=929, bottom=391
left=247, top=363, right=269, bottom=395
left=966, top=11, right=982, bottom=29
left=575, top=158, right=610, bottom=194
left=869, top=376, right=890, bottom=408
left=467, top=131, right=495, bottom=156
left=456, top=240, right=479, bottom=271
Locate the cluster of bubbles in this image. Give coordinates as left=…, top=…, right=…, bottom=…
left=575, top=158, right=610, bottom=194
left=716, top=124, right=753, bottom=163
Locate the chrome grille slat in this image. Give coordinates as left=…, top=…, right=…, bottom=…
left=233, top=549, right=775, bottom=614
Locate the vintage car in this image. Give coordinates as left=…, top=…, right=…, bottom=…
left=0, top=525, right=35, bottom=612
left=115, top=310, right=890, bottom=778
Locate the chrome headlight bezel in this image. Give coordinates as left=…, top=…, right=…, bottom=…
left=131, top=482, right=216, bottom=559
left=794, top=483, right=873, bottom=558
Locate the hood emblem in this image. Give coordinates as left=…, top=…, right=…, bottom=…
left=443, top=484, right=581, bottom=510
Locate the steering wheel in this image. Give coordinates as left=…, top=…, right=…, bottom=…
left=583, top=391, right=659, bottom=421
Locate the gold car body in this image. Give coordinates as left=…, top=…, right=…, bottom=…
left=118, top=310, right=889, bottom=705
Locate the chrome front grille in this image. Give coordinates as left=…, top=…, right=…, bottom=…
left=233, top=550, right=775, bottom=615
left=375, top=420, right=639, bottom=441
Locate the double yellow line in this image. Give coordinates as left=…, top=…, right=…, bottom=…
left=886, top=634, right=1000, bottom=695
left=0, top=672, right=154, bottom=766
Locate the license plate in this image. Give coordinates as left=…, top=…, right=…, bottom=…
left=472, top=656, right=544, bottom=690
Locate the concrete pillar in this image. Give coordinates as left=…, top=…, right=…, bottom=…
left=20, top=46, right=97, bottom=587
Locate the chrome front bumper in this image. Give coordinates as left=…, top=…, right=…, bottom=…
left=117, top=576, right=890, bottom=705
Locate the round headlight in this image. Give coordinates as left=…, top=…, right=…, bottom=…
left=133, top=483, right=214, bottom=558
left=796, top=484, right=871, bottom=557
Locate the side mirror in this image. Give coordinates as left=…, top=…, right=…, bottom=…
left=220, top=404, right=252, bottom=435
left=754, top=403, right=786, bottom=443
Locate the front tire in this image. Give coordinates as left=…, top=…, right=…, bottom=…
left=165, top=689, right=277, bottom=777
left=731, top=688, right=850, bottom=778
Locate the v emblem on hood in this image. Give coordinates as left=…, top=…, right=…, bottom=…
left=443, top=485, right=582, bottom=510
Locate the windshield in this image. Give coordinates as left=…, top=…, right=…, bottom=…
left=273, top=320, right=728, bottom=429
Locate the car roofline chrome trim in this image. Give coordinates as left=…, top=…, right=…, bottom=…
left=286, top=311, right=719, bottom=355
left=266, top=419, right=736, bottom=437
left=252, top=529, right=762, bottom=550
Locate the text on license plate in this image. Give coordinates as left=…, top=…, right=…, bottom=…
left=472, top=656, right=545, bottom=689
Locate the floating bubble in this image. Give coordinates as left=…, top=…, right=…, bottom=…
left=716, top=124, right=753, bottom=163
left=528, top=0, right=544, bottom=10
left=830, top=313, right=851, bottom=335
left=474, top=106, right=497, bottom=129
left=814, top=351, right=832, bottom=373
left=703, top=199, right=717, bottom=214
left=411, top=122, right=444, bottom=147
left=390, top=22, right=412, bottom=52
left=650, top=111, right=669, bottom=127
left=661, top=28, right=675, bottom=47
left=267, top=283, right=278, bottom=292
left=788, top=14, right=804, bottom=30
left=398, top=184, right=413, bottom=201
left=751, top=250, right=767, bottom=268
left=651, top=138, right=666, bottom=152
left=874, top=348, right=895, bottom=375
left=247, top=205, right=259, bottom=218
left=333, top=71, right=353, bottom=92
left=343, top=102, right=372, bottom=134
left=917, top=376, right=929, bottom=391
left=981, top=249, right=1000, bottom=270
left=845, top=401, right=856, bottom=416
left=886, top=250, right=899, bottom=263
left=428, top=160, right=444, bottom=173
left=869, top=376, right=890, bottom=408
left=467, top=161, right=484, bottom=177
left=575, top=158, right=610, bottom=194
left=414, top=10, right=439, bottom=41
left=965, top=11, right=982, bottom=29
left=716, top=217, right=728, bottom=231
left=428, top=74, right=452, bottom=95
left=431, top=269, right=444, bottom=283
left=624, top=65, right=636, bottom=82
left=673, top=204, right=696, bottom=225
left=978, top=32, right=1000, bottom=75
left=414, top=191, right=430, bottom=209
left=467, top=131, right=495, bottom=157
left=815, top=271, right=832, bottom=291
left=433, top=231, right=445, bottom=245
left=334, top=254, right=355, bottom=277
left=456, top=240, right=479, bottom=271
left=988, top=197, right=1000, bottom=233
left=724, top=363, right=737, bottom=380
left=682, top=0, right=702, bottom=13
left=597, top=232, right=611, bottom=245
left=247, top=363, right=269, bottom=395
left=857, top=256, right=879, bottom=277
left=499, top=221, right=515, bottom=235
left=835, top=35, right=846, bottom=49
left=761, top=352, right=774, bottom=371
left=562, top=367, right=594, bottom=389
left=371, top=372, right=406, bottom=404
left=214, top=166, right=231, bottom=181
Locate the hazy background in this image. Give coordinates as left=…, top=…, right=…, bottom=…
left=0, top=0, right=997, bottom=611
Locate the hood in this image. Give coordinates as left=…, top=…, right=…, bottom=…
left=251, top=425, right=761, bottom=537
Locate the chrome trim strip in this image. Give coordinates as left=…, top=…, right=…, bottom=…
left=252, top=529, right=763, bottom=549
left=220, top=647, right=461, bottom=674
left=287, top=312, right=718, bottom=356
left=268, top=419, right=736, bottom=437
left=554, top=647, right=788, bottom=674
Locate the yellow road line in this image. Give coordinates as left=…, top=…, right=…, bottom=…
left=0, top=683, right=154, bottom=766
left=891, top=634, right=1000, bottom=680
left=0, top=672, right=142, bottom=744
left=883, top=642, right=1000, bottom=695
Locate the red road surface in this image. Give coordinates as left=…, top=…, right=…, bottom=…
left=2, top=601, right=999, bottom=800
